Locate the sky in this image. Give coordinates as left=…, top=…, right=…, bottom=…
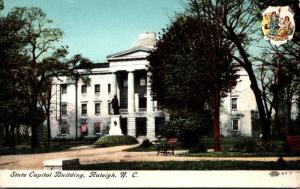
left=2, top=0, right=184, bottom=62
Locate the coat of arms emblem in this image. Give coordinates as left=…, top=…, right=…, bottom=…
left=262, top=6, right=295, bottom=46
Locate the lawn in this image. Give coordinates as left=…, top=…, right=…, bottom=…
left=73, top=160, right=300, bottom=170
left=179, top=151, right=300, bottom=157
left=0, top=139, right=96, bottom=155
left=125, top=137, right=300, bottom=157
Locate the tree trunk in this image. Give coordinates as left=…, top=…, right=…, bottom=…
left=46, top=108, right=51, bottom=148
left=46, top=84, right=52, bottom=148
left=249, top=72, right=271, bottom=141
left=10, top=124, right=15, bottom=149
left=231, top=34, right=271, bottom=141
left=212, top=89, right=221, bottom=151
left=30, top=95, right=40, bottom=148
left=4, top=124, right=10, bottom=146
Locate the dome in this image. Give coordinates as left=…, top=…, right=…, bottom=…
left=131, top=32, right=157, bottom=48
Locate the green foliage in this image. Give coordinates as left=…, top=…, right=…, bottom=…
left=161, top=112, right=212, bottom=147
left=148, top=15, right=239, bottom=112
left=232, top=138, right=264, bottom=153
left=188, top=143, right=207, bottom=153
left=94, top=135, right=138, bottom=147
left=140, top=139, right=152, bottom=147
left=1, top=6, right=93, bottom=148
left=74, top=160, right=300, bottom=170
left=251, top=110, right=262, bottom=138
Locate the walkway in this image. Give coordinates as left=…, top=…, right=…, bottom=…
left=0, top=144, right=300, bottom=169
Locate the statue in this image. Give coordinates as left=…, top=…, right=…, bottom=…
left=111, top=95, right=119, bottom=115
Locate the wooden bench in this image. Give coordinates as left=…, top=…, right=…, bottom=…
left=156, top=138, right=177, bottom=156
left=287, top=136, right=300, bottom=151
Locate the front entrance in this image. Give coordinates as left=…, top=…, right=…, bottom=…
left=155, top=117, right=165, bottom=137
left=120, top=118, right=127, bottom=135
left=136, top=117, right=146, bottom=137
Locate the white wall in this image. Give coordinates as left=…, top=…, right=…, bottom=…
left=220, top=69, right=257, bottom=137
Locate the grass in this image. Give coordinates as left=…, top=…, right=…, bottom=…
left=0, top=140, right=96, bottom=155
left=125, top=138, right=300, bottom=157
left=179, top=151, right=300, bottom=157
left=125, top=145, right=300, bottom=157
left=72, top=160, right=300, bottom=170
left=123, top=144, right=186, bottom=152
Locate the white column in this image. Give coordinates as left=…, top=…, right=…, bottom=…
left=146, top=117, right=155, bottom=140
left=146, top=71, right=154, bottom=112
left=111, top=72, right=117, bottom=97
left=135, top=93, right=139, bottom=112
left=146, top=71, right=155, bottom=140
left=127, top=71, right=135, bottom=113
left=127, top=117, right=136, bottom=137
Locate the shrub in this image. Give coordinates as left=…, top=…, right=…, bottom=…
left=232, top=138, right=264, bottom=152
left=140, top=139, right=152, bottom=147
left=94, top=135, right=138, bottom=147
left=188, top=143, right=207, bottom=153
left=161, top=111, right=211, bottom=147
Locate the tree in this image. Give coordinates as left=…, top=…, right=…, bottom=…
left=184, top=0, right=276, bottom=141
left=4, top=7, right=64, bottom=148
left=186, top=0, right=300, bottom=142
left=2, top=7, right=93, bottom=148
left=148, top=15, right=238, bottom=151
left=256, top=0, right=300, bottom=138
left=256, top=52, right=300, bottom=139
left=38, top=51, right=92, bottom=146
left=0, top=3, right=31, bottom=148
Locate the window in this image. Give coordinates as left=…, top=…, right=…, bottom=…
left=95, top=84, right=100, bottom=93
left=231, top=98, right=237, bottom=110
left=108, top=102, right=112, bottom=115
left=61, top=84, right=67, bottom=94
left=80, top=122, right=88, bottom=136
left=94, top=122, right=101, bottom=134
left=108, top=84, right=111, bottom=93
left=95, top=103, right=100, bottom=115
left=139, top=96, right=146, bottom=109
left=232, top=119, right=239, bottom=131
left=81, top=85, right=87, bottom=94
left=140, top=78, right=146, bottom=86
left=81, top=104, right=87, bottom=115
left=59, top=120, right=68, bottom=135
left=61, top=104, right=67, bottom=116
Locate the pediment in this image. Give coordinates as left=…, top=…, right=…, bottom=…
left=107, top=47, right=153, bottom=60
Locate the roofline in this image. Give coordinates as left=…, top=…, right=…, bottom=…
left=106, top=46, right=154, bottom=59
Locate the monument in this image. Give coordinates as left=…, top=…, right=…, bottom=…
left=109, top=95, right=122, bottom=135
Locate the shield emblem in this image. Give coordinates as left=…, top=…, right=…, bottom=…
left=262, top=6, right=295, bottom=46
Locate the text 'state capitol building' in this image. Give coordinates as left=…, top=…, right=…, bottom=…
left=50, top=32, right=256, bottom=140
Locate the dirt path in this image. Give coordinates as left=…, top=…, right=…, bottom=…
left=1, top=144, right=300, bottom=170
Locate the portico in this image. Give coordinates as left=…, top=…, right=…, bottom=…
left=50, top=32, right=164, bottom=141
left=106, top=32, right=161, bottom=140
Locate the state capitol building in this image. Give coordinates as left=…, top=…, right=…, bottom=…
left=50, top=32, right=256, bottom=140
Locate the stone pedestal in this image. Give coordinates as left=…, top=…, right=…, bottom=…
left=109, top=115, right=122, bottom=135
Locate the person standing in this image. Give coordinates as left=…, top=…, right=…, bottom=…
left=269, top=11, right=279, bottom=36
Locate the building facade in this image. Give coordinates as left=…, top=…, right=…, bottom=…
left=49, top=32, right=257, bottom=140
left=50, top=32, right=164, bottom=140
left=220, top=69, right=257, bottom=137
